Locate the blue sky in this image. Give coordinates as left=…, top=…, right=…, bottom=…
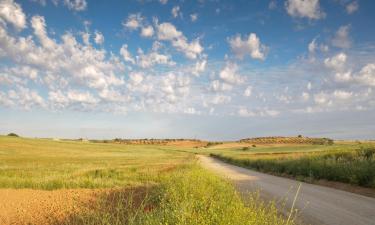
left=0, top=0, right=375, bottom=140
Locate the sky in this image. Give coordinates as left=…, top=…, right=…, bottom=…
left=0, top=0, right=375, bottom=140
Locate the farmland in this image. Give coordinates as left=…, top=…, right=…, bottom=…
left=0, top=136, right=293, bottom=225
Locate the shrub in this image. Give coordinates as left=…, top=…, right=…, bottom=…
left=242, top=147, right=250, bottom=151
left=7, top=133, right=19, bottom=137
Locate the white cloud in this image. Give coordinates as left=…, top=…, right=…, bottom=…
left=67, top=89, right=98, bottom=104
left=308, top=38, right=317, bottom=54
left=307, top=82, right=312, bottom=90
left=228, top=33, right=267, bottom=60
left=238, top=108, right=255, bottom=117
left=243, top=86, right=252, bottom=97
left=129, top=72, right=144, bottom=85
left=190, top=13, right=198, bottom=22
left=8, top=86, right=45, bottom=109
left=324, top=52, right=347, bottom=71
left=356, top=63, right=375, bottom=87
left=285, top=0, right=325, bottom=20
left=159, top=0, right=168, bottom=4
left=0, top=0, right=26, bottom=30
left=171, top=6, right=180, bottom=18
left=31, top=15, right=55, bottom=49
left=81, top=32, right=90, bottom=45
left=302, top=92, right=310, bottom=101
left=211, top=95, right=231, bottom=105
left=123, top=13, right=143, bottom=30
left=333, top=90, right=352, bottom=100
left=156, top=22, right=203, bottom=59
left=269, top=0, right=277, bottom=10
left=192, top=59, right=206, bottom=76
left=140, top=25, right=154, bottom=38
left=314, top=92, right=331, bottom=105
left=219, top=62, right=244, bottom=85
left=210, top=80, right=233, bottom=92
left=346, top=1, right=359, bottom=14
left=332, top=25, right=351, bottom=49
left=94, top=31, right=104, bottom=45
left=63, top=0, right=87, bottom=11
left=120, top=44, right=135, bottom=64
left=136, top=47, right=175, bottom=68
left=156, top=22, right=182, bottom=40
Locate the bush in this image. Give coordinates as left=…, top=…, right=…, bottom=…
left=252, top=144, right=257, bottom=147
left=7, top=133, right=19, bottom=137
left=242, top=147, right=250, bottom=151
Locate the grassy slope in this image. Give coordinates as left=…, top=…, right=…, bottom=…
left=202, top=143, right=375, bottom=188
left=0, top=136, right=192, bottom=189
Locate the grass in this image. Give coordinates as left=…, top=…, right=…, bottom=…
left=0, top=136, right=192, bottom=190
left=0, top=136, right=294, bottom=225
left=210, top=145, right=375, bottom=188
left=60, top=165, right=294, bottom=225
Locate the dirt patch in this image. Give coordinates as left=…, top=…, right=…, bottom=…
left=0, top=188, right=106, bottom=225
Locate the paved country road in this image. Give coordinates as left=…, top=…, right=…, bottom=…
left=198, top=155, right=375, bottom=225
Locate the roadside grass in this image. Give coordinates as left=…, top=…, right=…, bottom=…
left=60, top=165, right=294, bottom=225
left=211, top=145, right=375, bottom=188
left=0, top=136, right=192, bottom=189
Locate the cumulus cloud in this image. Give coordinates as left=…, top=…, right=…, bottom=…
left=219, top=62, right=244, bottom=85
left=332, top=25, right=351, bottom=49
left=141, top=25, right=154, bottom=38
left=285, top=0, right=325, bottom=20
left=228, top=33, right=267, bottom=60
left=63, top=0, right=87, bottom=11
left=0, top=0, right=26, bottom=30
left=346, top=1, right=359, bottom=14
left=190, top=13, right=198, bottom=22
left=171, top=6, right=180, bottom=18
left=159, top=0, right=168, bottom=4
left=324, top=52, right=347, bottom=71
left=333, top=90, right=352, bottom=100
left=94, top=31, right=104, bottom=45
left=243, top=86, right=252, bottom=97
left=123, top=13, right=143, bottom=30
left=120, top=44, right=135, bottom=64
left=356, top=64, right=375, bottom=87
left=156, top=22, right=203, bottom=59
left=191, top=59, right=206, bottom=76
left=136, top=47, right=175, bottom=68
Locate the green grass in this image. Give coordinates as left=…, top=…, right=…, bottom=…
left=61, top=165, right=294, bottom=225
left=211, top=145, right=375, bottom=188
left=0, top=136, right=192, bottom=190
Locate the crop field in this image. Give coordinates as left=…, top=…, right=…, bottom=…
left=0, top=136, right=294, bottom=225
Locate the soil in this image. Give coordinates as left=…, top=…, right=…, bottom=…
left=0, top=188, right=105, bottom=225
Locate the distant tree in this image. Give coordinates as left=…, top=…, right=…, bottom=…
left=7, top=133, right=19, bottom=137
left=252, top=144, right=256, bottom=147
left=298, top=134, right=302, bottom=138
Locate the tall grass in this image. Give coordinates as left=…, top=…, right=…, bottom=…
left=61, top=166, right=294, bottom=225
left=0, top=136, right=192, bottom=189
left=211, top=147, right=375, bottom=188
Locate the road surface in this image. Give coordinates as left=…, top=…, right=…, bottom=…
left=198, top=155, right=375, bottom=225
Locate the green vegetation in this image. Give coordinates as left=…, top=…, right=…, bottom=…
left=0, top=136, right=191, bottom=190
left=7, top=133, right=19, bottom=137
left=211, top=146, right=375, bottom=188
left=62, top=166, right=293, bottom=225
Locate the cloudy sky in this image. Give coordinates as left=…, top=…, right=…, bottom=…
left=0, top=0, right=374, bottom=140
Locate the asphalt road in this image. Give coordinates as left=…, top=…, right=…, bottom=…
left=198, top=155, right=375, bottom=225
